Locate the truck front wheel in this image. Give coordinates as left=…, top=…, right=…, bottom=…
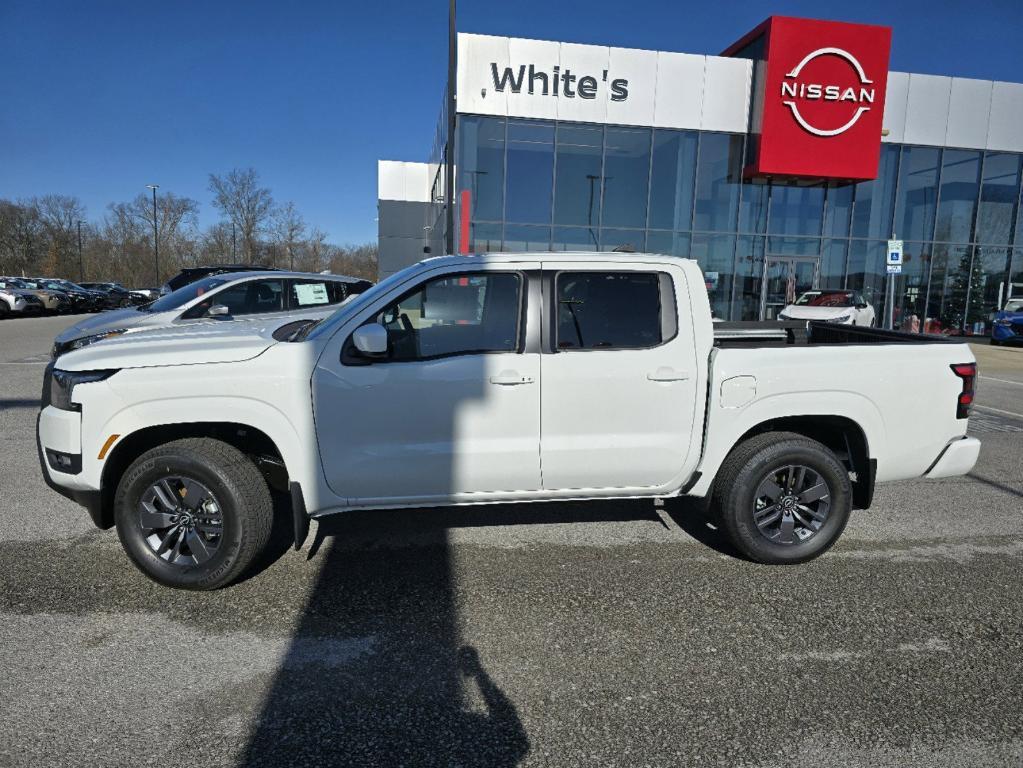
left=114, top=438, right=273, bottom=590
left=712, top=432, right=852, bottom=564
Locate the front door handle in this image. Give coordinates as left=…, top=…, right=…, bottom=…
left=490, top=370, right=535, bottom=385
left=647, top=367, right=689, bottom=382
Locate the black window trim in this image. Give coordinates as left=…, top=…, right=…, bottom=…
left=546, top=269, right=679, bottom=353
left=341, top=269, right=529, bottom=366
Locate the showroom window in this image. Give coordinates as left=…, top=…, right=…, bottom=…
left=894, top=146, right=941, bottom=243
left=648, top=130, right=698, bottom=231
left=601, top=127, right=651, bottom=229
left=692, top=133, right=743, bottom=232
left=458, top=116, right=505, bottom=222
left=977, top=152, right=1022, bottom=245
left=768, top=182, right=825, bottom=239
left=936, top=150, right=982, bottom=244
left=553, top=124, right=604, bottom=232
left=505, top=121, right=554, bottom=225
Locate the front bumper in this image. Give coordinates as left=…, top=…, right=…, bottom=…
left=37, top=401, right=107, bottom=527
left=925, top=437, right=981, bottom=479
left=992, top=323, right=1021, bottom=343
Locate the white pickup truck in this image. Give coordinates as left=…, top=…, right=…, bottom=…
left=38, top=253, right=981, bottom=589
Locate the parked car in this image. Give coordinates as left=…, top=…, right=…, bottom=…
left=160, top=264, right=282, bottom=296
left=0, top=277, right=68, bottom=314
left=129, top=288, right=159, bottom=303
left=0, top=282, right=45, bottom=317
left=24, top=278, right=105, bottom=313
left=79, top=282, right=136, bottom=309
left=51, top=270, right=373, bottom=357
left=991, top=298, right=1023, bottom=346
left=778, top=290, right=875, bottom=326
left=38, top=252, right=980, bottom=589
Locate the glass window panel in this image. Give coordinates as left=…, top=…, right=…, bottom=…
left=966, top=245, right=1012, bottom=333
left=935, top=150, right=981, bottom=243
left=553, top=123, right=603, bottom=229
left=646, top=231, right=691, bottom=257
left=555, top=272, right=664, bottom=350
left=767, top=236, right=821, bottom=257
left=977, top=152, right=1023, bottom=245
left=820, top=240, right=848, bottom=289
left=1012, top=249, right=1023, bottom=293
left=551, top=226, right=598, bottom=251
left=734, top=235, right=766, bottom=320
left=851, top=144, right=899, bottom=239
left=891, top=242, right=930, bottom=332
left=738, top=179, right=769, bottom=234
left=378, top=273, right=522, bottom=360
left=893, top=146, right=940, bottom=242
left=457, top=116, right=505, bottom=222
left=768, top=183, right=824, bottom=237
left=505, top=121, right=554, bottom=225
left=602, top=128, right=651, bottom=229
left=692, top=133, right=743, bottom=232
left=845, top=240, right=887, bottom=320
left=648, top=130, right=698, bottom=231
left=599, top=229, right=646, bottom=252
left=691, top=233, right=736, bottom=320
left=823, top=185, right=853, bottom=238
left=470, top=222, right=503, bottom=253
left=503, top=225, right=550, bottom=252
left=924, top=243, right=974, bottom=334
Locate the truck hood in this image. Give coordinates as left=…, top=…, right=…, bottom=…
left=54, top=306, right=149, bottom=342
left=55, top=322, right=281, bottom=371
left=780, top=304, right=856, bottom=320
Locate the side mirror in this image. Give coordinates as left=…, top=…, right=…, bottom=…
left=352, top=323, right=388, bottom=357
left=856, top=302, right=868, bottom=309
left=207, top=304, right=230, bottom=318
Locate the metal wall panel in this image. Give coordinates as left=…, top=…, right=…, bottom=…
left=987, top=81, right=1023, bottom=152
left=377, top=161, right=406, bottom=202
left=652, top=51, right=705, bottom=129
left=457, top=33, right=509, bottom=117
left=605, top=46, right=658, bottom=127
left=881, top=71, right=909, bottom=144
left=555, top=42, right=610, bottom=124
left=700, top=56, right=751, bottom=133
left=946, top=78, right=993, bottom=149
left=904, top=74, right=952, bottom=146
left=506, top=38, right=560, bottom=121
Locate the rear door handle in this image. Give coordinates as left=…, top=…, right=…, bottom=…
left=647, top=367, right=689, bottom=382
left=490, top=370, right=535, bottom=385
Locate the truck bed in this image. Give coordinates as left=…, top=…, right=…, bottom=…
left=713, top=321, right=961, bottom=347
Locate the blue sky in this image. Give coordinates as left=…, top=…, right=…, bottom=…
left=1, top=0, right=1020, bottom=244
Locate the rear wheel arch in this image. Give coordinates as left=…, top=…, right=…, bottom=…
left=729, top=415, right=873, bottom=509
left=97, top=422, right=289, bottom=529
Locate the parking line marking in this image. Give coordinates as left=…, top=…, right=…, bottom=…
left=974, top=404, right=1023, bottom=420
left=980, top=375, right=1023, bottom=388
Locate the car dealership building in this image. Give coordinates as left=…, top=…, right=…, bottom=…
left=378, top=16, right=1023, bottom=332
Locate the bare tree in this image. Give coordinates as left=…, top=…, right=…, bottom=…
left=32, top=195, right=86, bottom=275
left=269, top=202, right=306, bottom=270
left=208, top=168, right=274, bottom=262
left=0, top=200, right=43, bottom=276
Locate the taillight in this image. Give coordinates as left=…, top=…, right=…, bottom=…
left=950, top=362, right=976, bottom=419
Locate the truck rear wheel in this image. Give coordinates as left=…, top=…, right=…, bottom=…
left=114, top=438, right=273, bottom=590
left=712, top=432, right=852, bottom=564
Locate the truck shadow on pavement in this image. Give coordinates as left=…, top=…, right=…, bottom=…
left=237, top=500, right=663, bottom=767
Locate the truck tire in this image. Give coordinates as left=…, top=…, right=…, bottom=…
left=711, top=431, right=852, bottom=565
left=114, top=438, right=273, bottom=590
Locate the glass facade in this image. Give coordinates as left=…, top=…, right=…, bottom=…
left=457, top=114, right=1023, bottom=332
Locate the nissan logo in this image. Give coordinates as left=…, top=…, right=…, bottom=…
left=780, top=47, right=876, bottom=137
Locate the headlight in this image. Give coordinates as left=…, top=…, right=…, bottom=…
left=994, top=318, right=1013, bottom=326
left=828, top=314, right=853, bottom=324
left=49, top=369, right=117, bottom=411
left=66, top=329, right=128, bottom=352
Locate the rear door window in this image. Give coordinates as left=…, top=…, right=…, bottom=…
left=555, top=272, right=672, bottom=350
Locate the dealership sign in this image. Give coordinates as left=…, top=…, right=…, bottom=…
left=726, top=17, right=892, bottom=180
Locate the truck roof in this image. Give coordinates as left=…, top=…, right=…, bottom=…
left=421, top=252, right=696, bottom=268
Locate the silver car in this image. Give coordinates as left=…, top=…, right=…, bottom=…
left=52, top=270, right=372, bottom=357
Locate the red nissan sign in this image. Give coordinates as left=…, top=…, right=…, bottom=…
left=725, top=17, right=892, bottom=180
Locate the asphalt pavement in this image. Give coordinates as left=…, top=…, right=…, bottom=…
left=1, top=314, right=1021, bottom=767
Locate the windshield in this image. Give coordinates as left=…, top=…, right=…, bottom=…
left=1005, top=299, right=1023, bottom=313
left=145, top=276, right=230, bottom=312
left=0, top=278, right=27, bottom=289
left=302, top=262, right=423, bottom=341
left=795, top=291, right=855, bottom=308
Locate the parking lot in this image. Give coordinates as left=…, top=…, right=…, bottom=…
left=1, top=314, right=1022, bottom=767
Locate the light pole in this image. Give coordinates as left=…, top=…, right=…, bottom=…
left=146, top=184, right=159, bottom=284
left=77, top=220, right=83, bottom=282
